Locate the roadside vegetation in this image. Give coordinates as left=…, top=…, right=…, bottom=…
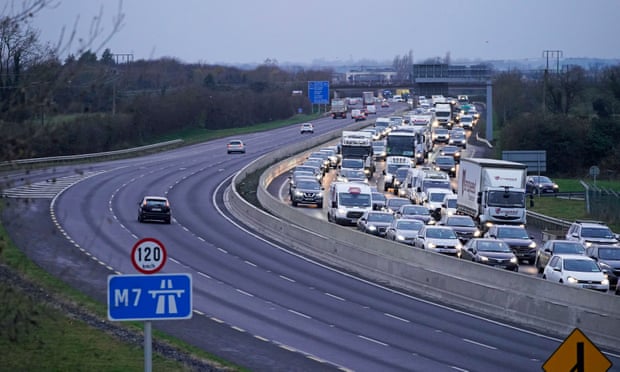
left=2, top=1, right=620, bottom=370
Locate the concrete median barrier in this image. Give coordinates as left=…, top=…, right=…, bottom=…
left=226, top=125, right=620, bottom=353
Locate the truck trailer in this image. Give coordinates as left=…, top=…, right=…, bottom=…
left=456, top=158, right=528, bottom=230
left=331, top=99, right=348, bottom=119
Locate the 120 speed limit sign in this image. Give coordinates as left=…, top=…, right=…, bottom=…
left=131, top=237, right=167, bottom=274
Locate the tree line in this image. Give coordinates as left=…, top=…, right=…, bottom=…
left=493, top=64, right=620, bottom=177
left=2, top=4, right=619, bottom=178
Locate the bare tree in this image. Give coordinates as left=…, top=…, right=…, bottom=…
left=392, top=49, right=413, bottom=83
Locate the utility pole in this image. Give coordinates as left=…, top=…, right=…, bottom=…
left=110, top=53, right=134, bottom=115
left=541, top=50, right=562, bottom=115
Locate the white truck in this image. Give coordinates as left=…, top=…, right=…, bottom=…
left=363, top=91, right=375, bottom=107
left=456, top=158, right=528, bottom=230
left=327, top=182, right=372, bottom=225
left=434, top=102, right=453, bottom=128
left=340, top=131, right=375, bottom=178
left=330, top=99, right=348, bottom=119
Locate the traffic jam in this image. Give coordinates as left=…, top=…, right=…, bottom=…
left=282, top=92, right=620, bottom=295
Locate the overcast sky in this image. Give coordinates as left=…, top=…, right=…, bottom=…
left=28, top=0, right=620, bottom=65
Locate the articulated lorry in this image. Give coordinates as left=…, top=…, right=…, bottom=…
left=456, top=158, right=528, bottom=230
left=331, top=99, right=348, bottom=119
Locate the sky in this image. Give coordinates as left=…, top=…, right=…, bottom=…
left=24, top=0, right=620, bottom=66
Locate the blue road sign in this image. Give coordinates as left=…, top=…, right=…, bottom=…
left=108, top=273, right=192, bottom=321
left=308, top=80, right=329, bottom=104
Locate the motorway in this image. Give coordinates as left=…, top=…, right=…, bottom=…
left=2, top=103, right=620, bottom=371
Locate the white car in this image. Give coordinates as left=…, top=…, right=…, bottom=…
left=542, top=254, right=609, bottom=292
left=300, top=123, right=314, bottom=134
left=414, top=225, right=462, bottom=256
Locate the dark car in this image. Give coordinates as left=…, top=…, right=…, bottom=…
left=438, top=215, right=481, bottom=243
left=586, top=245, right=620, bottom=290
left=356, top=211, right=394, bottom=237
left=534, top=240, right=586, bottom=273
left=525, top=175, right=559, bottom=195
left=394, top=204, right=434, bottom=224
left=439, top=145, right=462, bottom=163
left=289, top=178, right=324, bottom=208
left=138, top=196, right=171, bottom=224
left=371, top=192, right=387, bottom=211
left=384, top=197, right=412, bottom=215
left=392, top=167, right=410, bottom=196
left=432, top=156, right=456, bottom=177
left=461, top=238, right=519, bottom=271
left=484, top=225, right=537, bottom=264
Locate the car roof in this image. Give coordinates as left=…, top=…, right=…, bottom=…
left=551, top=253, right=594, bottom=260
left=144, top=195, right=168, bottom=200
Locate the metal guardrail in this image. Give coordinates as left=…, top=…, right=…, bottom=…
left=0, top=139, right=184, bottom=168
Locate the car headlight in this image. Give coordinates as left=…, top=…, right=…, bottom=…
left=317, top=192, right=323, bottom=197
left=455, top=242, right=463, bottom=249
left=585, top=241, right=593, bottom=248
left=337, top=208, right=346, bottom=214
left=427, top=242, right=436, bottom=249
left=427, top=219, right=436, bottom=225
left=510, top=257, right=518, bottom=264
left=368, top=225, right=377, bottom=231
left=529, top=242, right=537, bottom=249
left=473, top=230, right=481, bottom=237
left=396, top=235, right=406, bottom=241
left=294, top=191, right=304, bottom=196
left=567, top=276, right=578, bottom=284
left=602, top=278, right=610, bottom=286
left=480, top=256, right=489, bottom=262
left=450, top=167, right=455, bottom=172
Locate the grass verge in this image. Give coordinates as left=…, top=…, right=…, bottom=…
left=0, top=221, right=237, bottom=371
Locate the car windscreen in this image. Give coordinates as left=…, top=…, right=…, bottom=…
left=563, top=259, right=600, bottom=272
left=339, top=193, right=371, bottom=207
left=598, top=248, right=620, bottom=260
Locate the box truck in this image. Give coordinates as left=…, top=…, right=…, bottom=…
left=331, top=99, right=348, bottom=119
left=456, top=158, right=528, bottom=230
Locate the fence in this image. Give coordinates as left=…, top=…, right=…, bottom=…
left=582, top=181, right=620, bottom=225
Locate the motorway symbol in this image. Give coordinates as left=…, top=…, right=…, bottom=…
left=543, top=328, right=612, bottom=372
left=131, top=237, right=167, bottom=274
left=108, top=274, right=192, bottom=321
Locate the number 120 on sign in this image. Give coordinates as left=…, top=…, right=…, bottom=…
left=131, top=237, right=167, bottom=274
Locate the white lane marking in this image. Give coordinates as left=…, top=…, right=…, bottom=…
left=357, top=335, right=388, bottom=347
left=288, top=309, right=312, bottom=319
left=236, top=289, right=254, bottom=297
left=384, top=313, right=410, bottom=323
left=463, top=338, right=497, bottom=350
left=324, top=292, right=345, bottom=301
left=279, top=275, right=295, bottom=282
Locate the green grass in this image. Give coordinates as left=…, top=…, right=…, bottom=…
left=528, top=178, right=620, bottom=233
left=151, top=113, right=323, bottom=145
left=0, top=222, right=236, bottom=371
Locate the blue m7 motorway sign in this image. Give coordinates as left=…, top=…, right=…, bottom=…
left=108, top=273, right=192, bottom=321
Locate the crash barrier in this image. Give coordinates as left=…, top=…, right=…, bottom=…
left=0, top=139, right=184, bottom=169
left=227, top=131, right=620, bottom=353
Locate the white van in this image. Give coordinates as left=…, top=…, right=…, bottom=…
left=327, top=182, right=373, bottom=225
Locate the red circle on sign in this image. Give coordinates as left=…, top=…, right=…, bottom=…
left=131, top=237, right=167, bottom=274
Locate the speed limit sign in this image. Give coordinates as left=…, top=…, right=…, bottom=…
left=131, top=237, right=167, bottom=274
